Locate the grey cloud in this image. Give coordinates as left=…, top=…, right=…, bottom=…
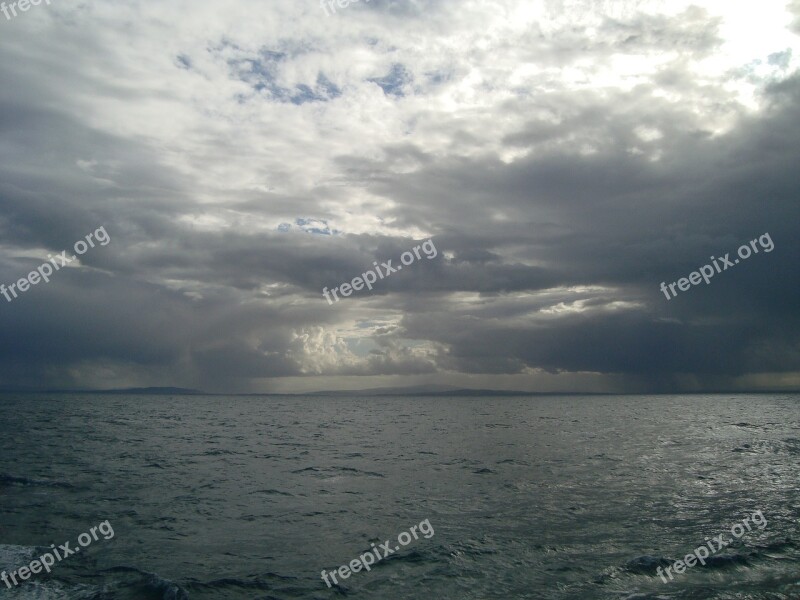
left=0, top=0, right=797, bottom=392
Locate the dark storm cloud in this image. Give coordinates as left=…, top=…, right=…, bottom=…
left=372, top=76, right=800, bottom=386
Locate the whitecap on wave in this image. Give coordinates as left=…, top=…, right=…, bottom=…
left=0, top=544, right=98, bottom=599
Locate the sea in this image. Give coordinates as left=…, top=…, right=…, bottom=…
left=0, top=393, right=798, bottom=599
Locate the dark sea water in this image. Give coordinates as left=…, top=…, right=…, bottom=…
left=0, top=393, right=798, bottom=599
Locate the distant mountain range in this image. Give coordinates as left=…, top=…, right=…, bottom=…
left=2, top=385, right=795, bottom=396
left=1, top=385, right=592, bottom=397
left=302, top=385, right=560, bottom=397
left=90, top=387, right=206, bottom=395
left=0, top=386, right=206, bottom=395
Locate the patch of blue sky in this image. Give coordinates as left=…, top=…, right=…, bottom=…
left=368, top=63, right=411, bottom=97
left=424, top=70, right=450, bottom=86
left=230, top=53, right=341, bottom=104
left=278, top=219, right=340, bottom=235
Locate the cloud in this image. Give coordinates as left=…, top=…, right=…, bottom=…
left=0, top=0, right=798, bottom=392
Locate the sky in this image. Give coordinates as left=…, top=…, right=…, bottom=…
left=0, top=0, right=798, bottom=394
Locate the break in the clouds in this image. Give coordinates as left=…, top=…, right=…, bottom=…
left=0, top=0, right=798, bottom=393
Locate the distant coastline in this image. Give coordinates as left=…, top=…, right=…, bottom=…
left=0, top=386, right=797, bottom=397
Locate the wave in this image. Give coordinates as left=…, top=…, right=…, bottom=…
left=0, top=548, right=188, bottom=600
left=289, top=466, right=385, bottom=478
left=0, top=474, right=73, bottom=489
left=0, top=545, right=100, bottom=599
left=102, top=566, right=190, bottom=599
left=0, top=544, right=35, bottom=571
